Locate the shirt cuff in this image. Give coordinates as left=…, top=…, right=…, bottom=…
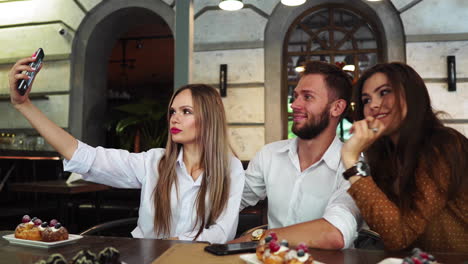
left=323, top=207, right=358, bottom=249
left=62, top=140, right=96, bottom=175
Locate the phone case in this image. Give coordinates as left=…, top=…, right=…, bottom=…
left=17, top=48, right=45, bottom=95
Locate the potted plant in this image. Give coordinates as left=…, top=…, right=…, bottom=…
left=107, top=99, right=168, bottom=152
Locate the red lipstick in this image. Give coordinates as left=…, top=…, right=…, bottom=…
left=170, top=128, right=182, bottom=134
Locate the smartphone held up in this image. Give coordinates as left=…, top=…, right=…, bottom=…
left=17, top=48, right=45, bottom=96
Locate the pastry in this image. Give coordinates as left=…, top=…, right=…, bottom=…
left=255, top=234, right=315, bottom=264
left=285, top=250, right=314, bottom=264
left=14, top=215, right=69, bottom=242
left=42, top=222, right=69, bottom=242
left=256, top=232, right=278, bottom=260
left=402, top=248, right=440, bottom=264
left=15, top=215, right=42, bottom=241
left=263, top=240, right=289, bottom=264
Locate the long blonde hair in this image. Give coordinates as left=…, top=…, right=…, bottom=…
left=153, top=84, right=231, bottom=239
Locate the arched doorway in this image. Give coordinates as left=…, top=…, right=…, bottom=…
left=264, top=0, right=404, bottom=142
left=105, top=21, right=174, bottom=152
left=70, top=0, right=174, bottom=147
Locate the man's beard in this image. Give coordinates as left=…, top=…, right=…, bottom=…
left=292, top=108, right=330, bottom=140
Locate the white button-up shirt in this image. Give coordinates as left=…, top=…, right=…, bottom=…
left=241, top=137, right=360, bottom=248
left=63, top=141, right=245, bottom=243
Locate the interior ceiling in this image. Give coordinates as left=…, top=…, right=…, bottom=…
left=107, top=17, right=174, bottom=94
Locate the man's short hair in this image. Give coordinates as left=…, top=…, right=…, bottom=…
left=302, top=61, right=352, bottom=104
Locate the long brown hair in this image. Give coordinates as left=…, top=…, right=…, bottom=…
left=354, top=62, right=468, bottom=210
left=153, top=84, right=231, bottom=239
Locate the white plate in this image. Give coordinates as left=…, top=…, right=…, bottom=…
left=377, top=258, right=403, bottom=264
left=3, top=234, right=83, bottom=248
left=240, top=253, right=325, bottom=264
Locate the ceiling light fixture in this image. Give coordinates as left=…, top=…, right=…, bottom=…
left=281, top=0, right=306, bottom=6
left=219, top=0, right=244, bottom=11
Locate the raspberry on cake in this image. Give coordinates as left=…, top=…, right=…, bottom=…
left=263, top=240, right=290, bottom=264
left=256, top=232, right=281, bottom=260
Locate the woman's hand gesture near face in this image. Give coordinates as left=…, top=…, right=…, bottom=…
left=341, top=116, right=385, bottom=169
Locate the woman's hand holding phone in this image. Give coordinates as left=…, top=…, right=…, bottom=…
left=8, top=48, right=44, bottom=105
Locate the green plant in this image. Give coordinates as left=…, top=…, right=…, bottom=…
left=109, top=99, right=168, bottom=152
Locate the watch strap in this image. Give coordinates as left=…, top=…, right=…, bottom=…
left=343, top=166, right=359, bottom=180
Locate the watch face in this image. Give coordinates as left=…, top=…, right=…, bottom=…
left=356, top=161, right=369, bottom=176
left=252, top=229, right=264, bottom=240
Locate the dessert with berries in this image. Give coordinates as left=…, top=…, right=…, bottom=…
left=402, top=248, right=440, bottom=264
left=14, top=215, right=68, bottom=242
left=42, top=221, right=69, bottom=242
left=263, top=239, right=289, bottom=264
left=256, top=232, right=278, bottom=260
left=284, top=243, right=314, bottom=264
left=14, top=215, right=42, bottom=241
left=255, top=233, right=314, bottom=264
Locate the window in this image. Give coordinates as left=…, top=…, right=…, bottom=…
left=284, top=5, right=382, bottom=140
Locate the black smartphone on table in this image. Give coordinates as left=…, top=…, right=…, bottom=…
left=17, top=48, right=45, bottom=96
left=204, top=241, right=258, bottom=255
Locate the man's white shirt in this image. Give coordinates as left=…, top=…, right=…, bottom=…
left=241, top=136, right=361, bottom=248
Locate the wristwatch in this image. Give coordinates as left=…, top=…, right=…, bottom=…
left=343, top=160, right=370, bottom=180
left=251, top=229, right=265, bottom=241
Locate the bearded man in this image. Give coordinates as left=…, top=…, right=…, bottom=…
left=231, top=61, right=361, bottom=249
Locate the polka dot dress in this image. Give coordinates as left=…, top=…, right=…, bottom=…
left=348, top=158, right=468, bottom=252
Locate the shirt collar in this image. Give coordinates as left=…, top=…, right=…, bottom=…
left=321, top=136, right=343, bottom=170
left=176, top=147, right=184, bottom=166
left=276, top=138, right=298, bottom=154
left=176, top=147, right=203, bottom=185
left=277, top=136, right=342, bottom=170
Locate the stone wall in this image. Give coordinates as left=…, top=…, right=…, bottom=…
left=402, top=0, right=468, bottom=136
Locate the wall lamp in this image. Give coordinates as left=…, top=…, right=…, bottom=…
left=219, top=64, right=227, bottom=97
left=447, top=56, right=456, bottom=92
left=219, top=0, right=244, bottom=11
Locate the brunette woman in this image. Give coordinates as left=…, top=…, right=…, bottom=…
left=8, top=55, right=244, bottom=243
left=341, top=62, right=468, bottom=252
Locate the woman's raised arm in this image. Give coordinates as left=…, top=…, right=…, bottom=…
left=8, top=56, right=78, bottom=160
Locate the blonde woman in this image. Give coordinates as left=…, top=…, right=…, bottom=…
left=8, top=55, right=245, bottom=243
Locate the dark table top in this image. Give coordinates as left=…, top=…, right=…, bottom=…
left=1, top=231, right=467, bottom=264
left=9, top=180, right=111, bottom=194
